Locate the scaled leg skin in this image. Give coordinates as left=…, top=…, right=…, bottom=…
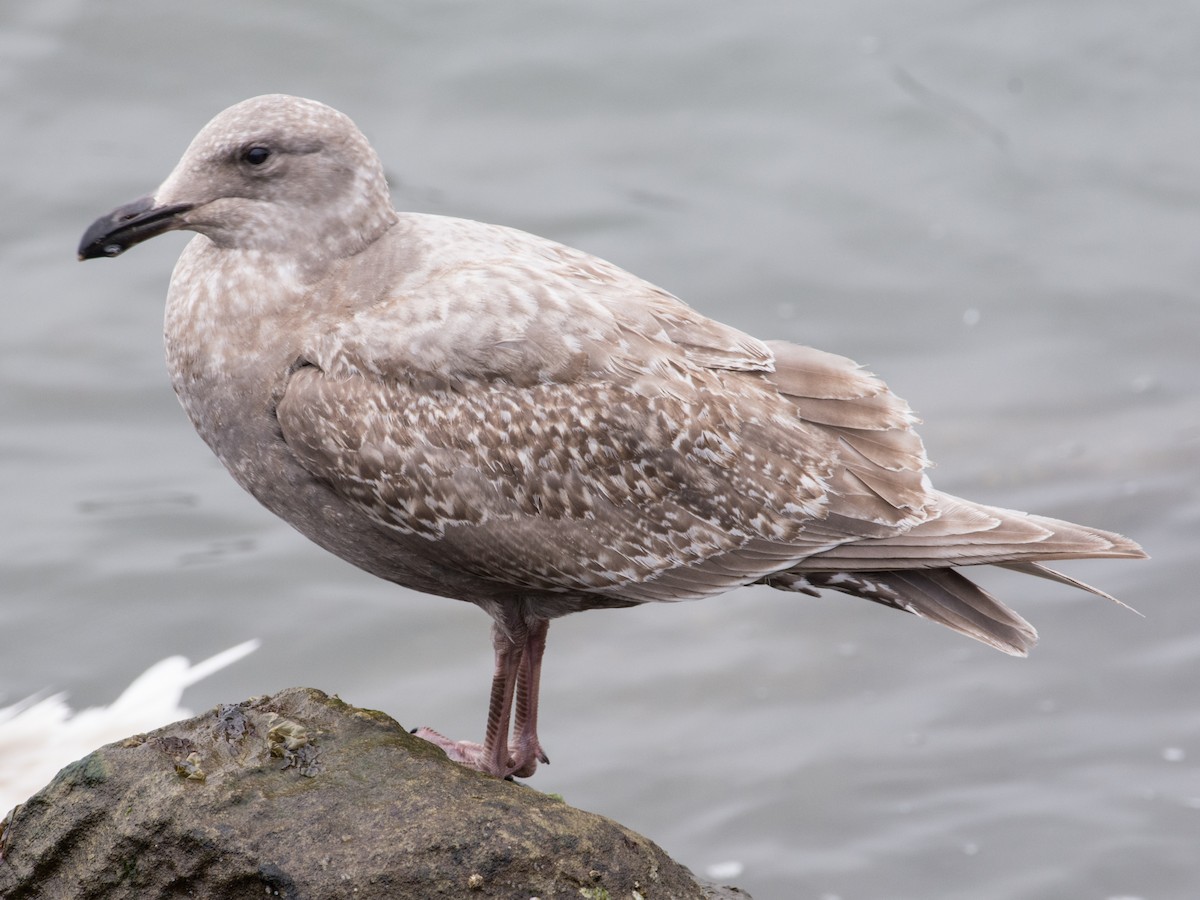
left=414, top=617, right=551, bottom=779
left=510, top=619, right=550, bottom=778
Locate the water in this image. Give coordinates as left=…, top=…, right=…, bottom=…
left=3, top=1, right=1198, bottom=896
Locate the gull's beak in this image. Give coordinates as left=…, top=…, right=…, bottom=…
left=77, top=196, right=195, bottom=260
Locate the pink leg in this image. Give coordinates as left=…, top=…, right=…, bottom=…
left=509, top=619, right=550, bottom=778
left=479, top=624, right=522, bottom=776
left=413, top=617, right=550, bottom=779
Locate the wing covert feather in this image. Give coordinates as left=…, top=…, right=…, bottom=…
left=276, top=364, right=843, bottom=599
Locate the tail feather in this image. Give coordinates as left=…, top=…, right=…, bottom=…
left=999, top=561, right=1143, bottom=615
left=766, top=543, right=1145, bottom=655
left=793, top=569, right=1038, bottom=656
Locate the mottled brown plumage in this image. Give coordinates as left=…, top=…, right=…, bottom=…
left=79, top=95, right=1145, bottom=778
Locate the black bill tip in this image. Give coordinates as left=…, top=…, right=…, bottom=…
left=78, top=196, right=194, bottom=261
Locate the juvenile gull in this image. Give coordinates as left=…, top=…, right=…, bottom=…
left=79, top=95, right=1145, bottom=778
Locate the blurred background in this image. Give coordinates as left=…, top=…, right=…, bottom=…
left=2, top=1, right=1197, bottom=897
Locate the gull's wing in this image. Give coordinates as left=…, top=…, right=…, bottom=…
left=274, top=358, right=840, bottom=601
left=274, top=217, right=938, bottom=601
left=276, top=216, right=1142, bottom=637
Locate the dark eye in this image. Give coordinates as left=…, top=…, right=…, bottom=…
left=241, top=146, right=271, bottom=166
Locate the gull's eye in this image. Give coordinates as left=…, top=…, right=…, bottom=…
left=241, top=145, right=272, bottom=166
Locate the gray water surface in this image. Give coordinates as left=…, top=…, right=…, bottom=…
left=2, top=2, right=1198, bottom=897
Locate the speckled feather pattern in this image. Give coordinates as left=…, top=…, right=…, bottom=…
left=140, top=95, right=1145, bottom=657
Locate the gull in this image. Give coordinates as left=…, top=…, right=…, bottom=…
left=78, top=95, right=1144, bottom=778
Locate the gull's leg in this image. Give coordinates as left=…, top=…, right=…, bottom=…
left=479, top=623, right=522, bottom=776
left=509, top=618, right=550, bottom=778
left=413, top=620, right=523, bottom=777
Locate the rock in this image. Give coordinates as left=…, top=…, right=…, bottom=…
left=0, top=687, right=748, bottom=899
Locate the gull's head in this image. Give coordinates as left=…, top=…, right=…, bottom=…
left=78, top=94, right=397, bottom=261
